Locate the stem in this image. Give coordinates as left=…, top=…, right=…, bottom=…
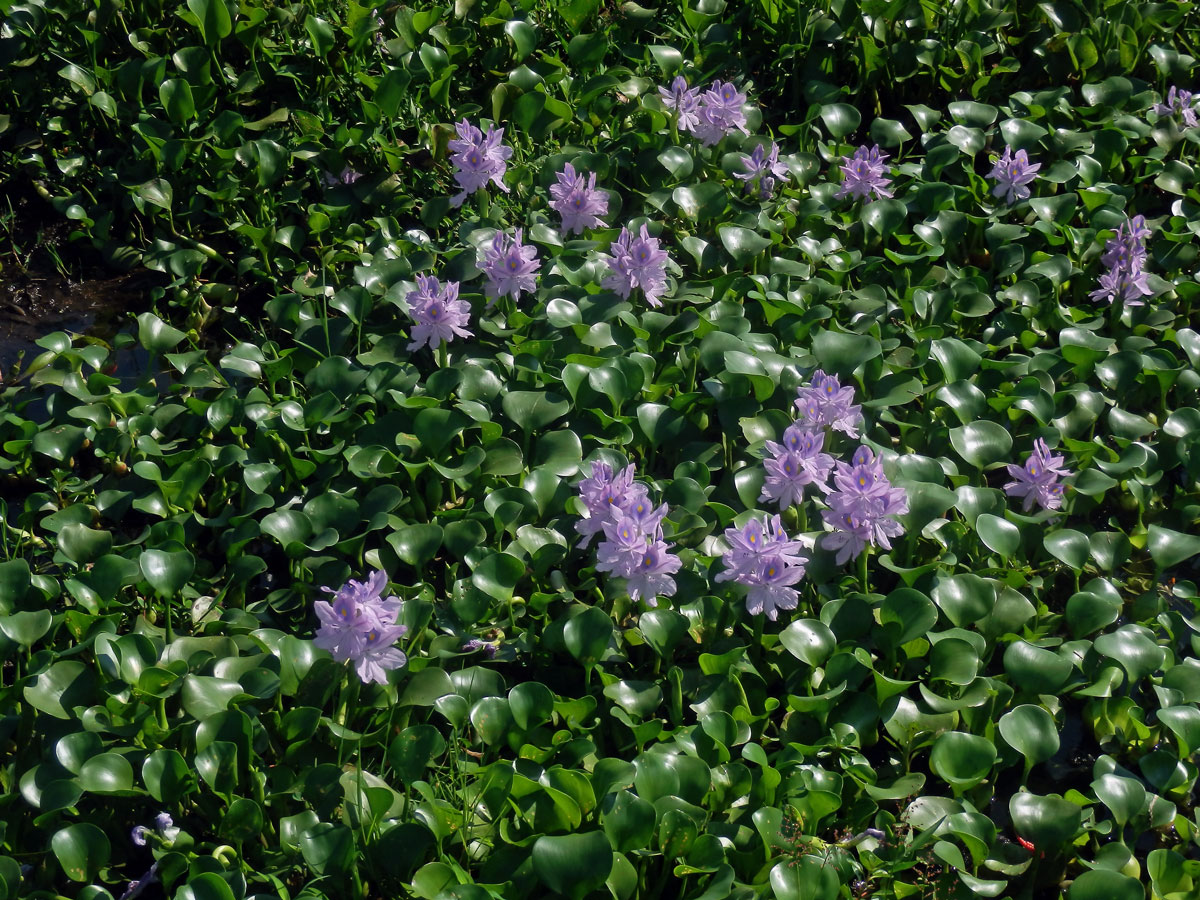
left=859, top=548, right=870, bottom=594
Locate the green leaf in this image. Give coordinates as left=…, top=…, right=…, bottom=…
left=0, top=609, right=52, bottom=647
left=186, top=0, right=233, bottom=46
left=305, top=15, right=335, bottom=56
left=471, top=552, right=524, bottom=602
left=975, top=514, right=1020, bottom=556
left=564, top=607, right=612, bottom=665
left=78, top=752, right=135, bottom=794
left=1045, top=529, right=1090, bottom=570
left=811, top=330, right=881, bottom=375
left=159, top=78, right=196, bottom=124
left=58, top=523, right=113, bottom=565
left=861, top=199, right=907, bottom=236
left=220, top=798, right=264, bottom=843
left=819, top=103, right=861, bottom=139
left=1147, top=525, right=1200, bottom=570
left=388, top=524, right=443, bottom=569
left=779, top=619, right=836, bottom=666
left=52, top=824, right=110, bottom=882
left=770, top=855, right=840, bottom=900
left=24, top=661, right=95, bottom=719
left=139, top=549, right=195, bottom=597
left=949, top=421, right=1013, bottom=468
left=1069, top=870, right=1142, bottom=900
left=929, top=732, right=996, bottom=790
left=559, top=0, right=599, bottom=33
left=1092, top=774, right=1145, bottom=826
left=532, top=832, right=613, bottom=900
left=717, top=225, right=772, bottom=264
left=603, top=791, right=656, bottom=853
left=142, top=749, right=194, bottom=804
left=502, top=391, right=570, bottom=432
left=998, top=705, right=1059, bottom=766
left=1009, top=793, right=1082, bottom=849
left=137, top=312, right=187, bottom=353
left=639, top=609, right=690, bottom=658
left=1003, top=640, right=1071, bottom=693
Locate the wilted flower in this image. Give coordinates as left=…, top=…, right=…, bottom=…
left=760, top=424, right=835, bottom=508
left=448, top=119, right=513, bottom=207
left=131, top=813, right=178, bottom=849
left=130, top=826, right=149, bottom=847
left=821, top=447, right=908, bottom=564
left=462, top=638, right=499, bottom=658
left=406, top=275, right=471, bottom=351
left=482, top=229, right=539, bottom=305
left=659, top=75, right=702, bottom=132
left=321, top=166, right=363, bottom=188
left=314, top=570, right=408, bottom=685
left=549, top=162, right=609, bottom=235
left=1091, top=215, right=1153, bottom=307
left=988, top=146, right=1040, bottom=205
left=692, top=80, right=750, bottom=146
left=1152, top=86, right=1199, bottom=128
left=795, top=370, right=864, bottom=437
left=736, top=142, right=790, bottom=198
left=834, top=145, right=893, bottom=201
left=119, top=863, right=160, bottom=900
left=716, top=515, right=809, bottom=620
left=1004, top=438, right=1071, bottom=512
left=601, top=224, right=671, bottom=307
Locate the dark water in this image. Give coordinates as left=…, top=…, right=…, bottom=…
left=0, top=267, right=160, bottom=376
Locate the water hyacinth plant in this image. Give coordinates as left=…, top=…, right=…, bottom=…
left=834, top=144, right=893, bottom=200
left=988, top=146, right=1040, bottom=204
left=736, top=141, right=789, bottom=198
left=1091, top=214, right=1153, bottom=306
left=716, top=516, right=809, bottom=620
left=1152, top=85, right=1199, bottom=127
left=548, top=162, right=609, bottom=235
left=405, top=275, right=471, bottom=351
left=447, top=118, right=512, bottom=207
left=6, top=4, right=1200, bottom=900
left=313, top=570, right=408, bottom=685
left=1004, top=438, right=1072, bottom=511
left=600, top=223, right=671, bottom=307
left=822, top=447, right=909, bottom=564
left=482, top=228, right=539, bottom=305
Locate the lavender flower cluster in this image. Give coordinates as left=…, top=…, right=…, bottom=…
left=717, top=516, right=809, bottom=620
left=1091, top=215, right=1153, bottom=307
left=659, top=77, right=749, bottom=145
left=1004, top=438, right=1071, bottom=512
left=822, top=446, right=910, bottom=565
left=988, top=147, right=1041, bottom=205
left=1153, top=86, right=1199, bottom=128
left=314, top=570, right=408, bottom=684
left=575, top=463, right=681, bottom=606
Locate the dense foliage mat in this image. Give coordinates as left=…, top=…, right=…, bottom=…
left=4, top=1, right=1200, bottom=899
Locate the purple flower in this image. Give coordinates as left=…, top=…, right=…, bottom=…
left=448, top=119, right=513, bottom=208
left=1092, top=215, right=1154, bottom=307
left=834, top=145, right=893, bottom=201
left=482, top=229, right=539, bottom=305
left=406, top=275, right=472, bottom=351
left=314, top=570, right=408, bottom=685
left=131, top=826, right=149, bottom=847
left=549, top=163, right=609, bottom=235
left=575, top=462, right=642, bottom=547
left=692, top=80, right=750, bottom=146
left=821, top=447, right=908, bottom=564
left=1152, top=86, right=1199, bottom=128
left=716, top=515, right=809, bottom=620
left=736, top=142, right=790, bottom=198
left=594, top=514, right=680, bottom=607
left=795, top=370, right=864, bottom=437
left=988, top=147, right=1040, bottom=205
left=659, top=76, right=702, bottom=133
left=745, top=554, right=806, bottom=620
left=760, top=424, right=835, bottom=508
left=600, top=224, right=671, bottom=307
left=1004, top=438, right=1071, bottom=512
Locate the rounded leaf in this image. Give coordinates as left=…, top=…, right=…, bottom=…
left=998, top=705, right=1059, bottom=765
left=52, top=824, right=110, bottom=882
left=532, top=831, right=614, bottom=899
left=930, top=732, right=996, bottom=790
